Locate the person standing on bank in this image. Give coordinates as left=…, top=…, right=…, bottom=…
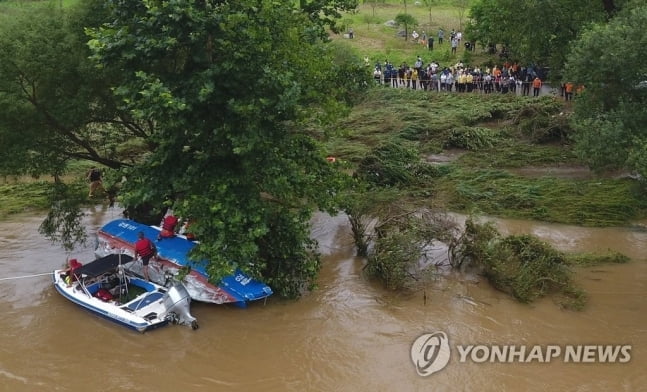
left=532, top=76, right=542, bottom=97
left=87, top=166, right=103, bottom=197
left=135, top=231, right=156, bottom=281
left=564, top=81, right=574, bottom=101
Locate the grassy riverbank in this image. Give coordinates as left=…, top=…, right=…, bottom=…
left=2, top=89, right=645, bottom=226
left=0, top=162, right=96, bottom=220
left=0, top=181, right=52, bottom=218
left=332, top=0, right=499, bottom=74
left=326, top=88, right=647, bottom=227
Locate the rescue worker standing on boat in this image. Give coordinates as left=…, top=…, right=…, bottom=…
left=135, top=231, right=156, bottom=281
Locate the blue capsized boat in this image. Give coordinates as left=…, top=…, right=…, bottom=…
left=94, top=219, right=273, bottom=307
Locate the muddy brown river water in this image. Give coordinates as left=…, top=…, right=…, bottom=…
left=0, top=206, right=645, bottom=391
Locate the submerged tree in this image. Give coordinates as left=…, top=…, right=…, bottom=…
left=449, top=218, right=585, bottom=309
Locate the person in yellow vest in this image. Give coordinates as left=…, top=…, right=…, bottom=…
left=457, top=71, right=465, bottom=92
left=411, top=68, right=419, bottom=90
left=404, top=67, right=411, bottom=89
left=466, top=72, right=474, bottom=92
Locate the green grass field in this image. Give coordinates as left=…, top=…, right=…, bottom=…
left=333, top=1, right=498, bottom=69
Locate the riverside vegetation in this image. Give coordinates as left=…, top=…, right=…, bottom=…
left=1, top=89, right=638, bottom=309
left=328, top=89, right=643, bottom=309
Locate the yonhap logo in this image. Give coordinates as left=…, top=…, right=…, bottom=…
left=411, top=330, right=632, bottom=376
left=410, top=331, right=451, bottom=376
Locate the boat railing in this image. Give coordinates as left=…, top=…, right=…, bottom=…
left=77, top=275, right=93, bottom=297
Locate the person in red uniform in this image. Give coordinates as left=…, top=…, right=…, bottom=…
left=134, top=231, right=156, bottom=280
left=158, top=214, right=179, bottom=240
left=64, top=258, right=83, bottom=286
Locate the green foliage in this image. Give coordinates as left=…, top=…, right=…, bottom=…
left=565, top=1, right=647, bottom=178
left=330, top=88, right=548, bottom=158
left=512, top=102, right=573, bottom=143
left=367, top=210, right=457, bottom=290
left=394, top=13, right=418, bottom=40
left=326, top=88, right=646, bottom=227
left=38, top=182, right=87, bottom=250
left=0, top=0, right=136, bottom=176
left=256, top=209, right=321, bottom=298
left=450, top=218, right=584, bottom=308
left=466, top=0, right=607, bottom=76
left=0, top=181, right=52, bottom=218
left=356, top=140, right=441, bottom=186
left=368, top=228, right=420, bottom=290
left=341, top=186, right=403, bottom=256
left=298, top=0, right=359, bottom=35
left=437, top=47, right=452, bottom=62
left=438, top=168, right=647, bottom=226
left=456, top=141, right=578, bottom=168
left=444, top=126, right=500, bottom=150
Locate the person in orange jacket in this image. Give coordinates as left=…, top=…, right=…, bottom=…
left=564, top=82, right=574, bottom=101
left=532, top=76, right=542, bottom=97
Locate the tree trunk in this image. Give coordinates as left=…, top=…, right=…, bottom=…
left=601, top=0, right=615, bottom=16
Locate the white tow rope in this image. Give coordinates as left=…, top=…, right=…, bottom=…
left=0, top=272, right=52, bottom=281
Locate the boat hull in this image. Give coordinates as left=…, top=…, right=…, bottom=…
left=52, top=271, right=168, bottom=333
left=95, top=219, right=273, bottom=305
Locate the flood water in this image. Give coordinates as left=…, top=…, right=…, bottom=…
left=0, top=206, right=645, bottom=391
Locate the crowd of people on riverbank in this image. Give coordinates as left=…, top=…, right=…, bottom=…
left=372, top=57, right=566, bottom=97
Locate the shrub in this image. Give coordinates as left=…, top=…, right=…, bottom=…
left=450, top=218, right=585, bottom=308
left=356, top=140, right=444, bottom=187
left=444, top=126, right=501, bottom=150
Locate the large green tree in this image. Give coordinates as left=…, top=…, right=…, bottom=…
left=0, top=0, right=367, bottom=296
left=86, top=0, right=367, bottom=296
left=564, top=1, right=647, bottom=178
left=0, top=1, right=161, bottom=249
left=0, top=1, right=142, bottom=175
left=466, top=0, right=607, bottom=75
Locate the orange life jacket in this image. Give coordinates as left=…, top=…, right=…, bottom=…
left=160, top=215, right=179, bottom=238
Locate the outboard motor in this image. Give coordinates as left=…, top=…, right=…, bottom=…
left=163, top=283, right=199, bottom=330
